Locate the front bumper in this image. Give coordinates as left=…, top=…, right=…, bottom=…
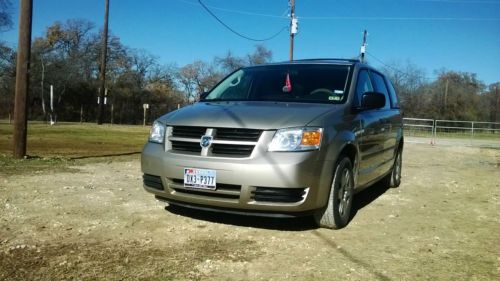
left=141, top=140, right=334, bottom=215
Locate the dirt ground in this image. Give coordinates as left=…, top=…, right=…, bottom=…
left=1, top=143, right=499, bottom=281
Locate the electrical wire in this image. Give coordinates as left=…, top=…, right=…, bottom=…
left=366, top=51, right=434, bottom=81
left=413, top=0, right=500, bottom=4
left=198, top=0, right=288, bottom=42
left=176, top=0, right=287, bottom=18
left=179, top=0, right=500, bottom=22
left=299, top=15, right=500, bottom=21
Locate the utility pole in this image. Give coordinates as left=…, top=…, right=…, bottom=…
left=360, top=30, right=367, bottom=63
left=494, top=85, right=499, bottom=123
left=444, top=78, right=449, bottom=111
left=97, top=0, right=109, bottom=125
left=289, top=0, right=297, bottom=61
left=12, top=0, right=33, bottom=159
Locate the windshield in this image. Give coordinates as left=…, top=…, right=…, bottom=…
left=203, top=64, right=352, bottom=104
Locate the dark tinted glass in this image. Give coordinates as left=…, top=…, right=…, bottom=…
left=354, top=69, right=373, bottom=107
left=205, top=64, right=352, bottom=104
left=371, top=72, right=390, bottom=109
left=386, top=78, right=400, bottom=108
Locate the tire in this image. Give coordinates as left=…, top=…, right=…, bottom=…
left=314, top=157, right=355, bottom=229
left=382, top=146, right=403, bottom=188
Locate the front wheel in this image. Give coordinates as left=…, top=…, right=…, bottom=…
left=314, top=157, right=355, bottom=229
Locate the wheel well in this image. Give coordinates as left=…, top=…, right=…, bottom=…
left=339, top=143, right=357, bottom=166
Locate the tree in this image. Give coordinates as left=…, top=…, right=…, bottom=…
left=430, top=71, right=484, bottom=120
left=177, top=60, right=221, bottom=102
left=0, top=43, right=15, bottom=118
left=247, top=44, right=272, bottom=66
left=0, top=0, right=14, bottom=119
left=382, top=60, right=427, bottom=117
left=30, top=20, right=100, bottom=122
left=480, top=82, right=500, bottom=123
left=215, top=50, right=245, bottom=74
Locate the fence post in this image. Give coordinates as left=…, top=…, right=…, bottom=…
left=471, top=121, right=475, bottom=145
left=433, top=119, right=437, bottom=145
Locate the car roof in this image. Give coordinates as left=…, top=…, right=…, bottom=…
left=246, top=58, right=371, bottom=69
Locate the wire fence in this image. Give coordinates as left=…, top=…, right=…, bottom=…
left=2, top=117, right=499, bottom=147
left=404, top=118, right=500, bottom=147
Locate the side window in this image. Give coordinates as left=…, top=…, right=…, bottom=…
left=370, top=72, right=390, bottom=109
left=354, top=69, right=373, bottom=107
left=386, top=78, right=400, bottom=108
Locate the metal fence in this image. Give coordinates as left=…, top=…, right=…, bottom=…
left=403, top=118, right=500, bottom=147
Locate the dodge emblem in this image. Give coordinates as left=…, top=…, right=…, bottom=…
left=200, top=135, right=213, bottom=148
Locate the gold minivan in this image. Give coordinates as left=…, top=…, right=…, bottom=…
left=141, top=59, right=403, bottom=229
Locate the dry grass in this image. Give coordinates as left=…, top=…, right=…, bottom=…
left=0, top=122, right=149, bottom=175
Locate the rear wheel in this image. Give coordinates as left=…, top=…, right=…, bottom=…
left=382, top=146, right=403, bottom=188
left=314, top=157, right=354, bottom=229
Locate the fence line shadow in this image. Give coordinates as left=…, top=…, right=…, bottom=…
left=70, top=151, right=141, bottom=160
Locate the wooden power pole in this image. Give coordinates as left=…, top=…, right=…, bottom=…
left=360, top=30, right=367, bottom=63
left=12, top=0, right=33, bottom=158
left=97, top=0, right=109, bottom=125
left=289, top=0, right=296, bottom=61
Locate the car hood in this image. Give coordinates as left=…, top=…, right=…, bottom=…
left=159, top=101, right=342, bottom=130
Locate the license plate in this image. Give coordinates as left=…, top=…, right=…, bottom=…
left=183, top=168, right=216, bottom=190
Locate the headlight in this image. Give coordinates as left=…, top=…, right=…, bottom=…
left=149, top=121, right=166, bottom=144
left=268, top=127, right=323, bottom=152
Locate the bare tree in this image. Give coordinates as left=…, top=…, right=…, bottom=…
left=177, top=60, right=221, bottom=102
left=247, top=44, right=272, bottom=66
left=216, top=50, right=245, bottom=74
left=382, top=60, right=427, bottom=117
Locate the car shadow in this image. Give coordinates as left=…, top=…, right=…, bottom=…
left=165, top=181, right=391, bottom=231
left=165, top=205, right=318, bottom=231
left=349, top=181, right=391, bottom=222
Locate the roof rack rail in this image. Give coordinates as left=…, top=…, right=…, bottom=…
left=291, top=58, right=361, bottom=63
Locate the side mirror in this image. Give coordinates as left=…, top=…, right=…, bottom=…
left=199, top=92, right=209, bottom=100
left=361, top=92, right=385, bottom=110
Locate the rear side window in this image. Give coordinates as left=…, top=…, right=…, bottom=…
left=370, top=72, right=390, bottom=109
left=386, top=79, right=400, bottom=108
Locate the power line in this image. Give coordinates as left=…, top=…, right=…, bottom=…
left=197, top=0, right=287, bottom=42
left=179, top=0, right=500, bottom=22
left=176, top=0, right=286, bottom=19
left=413, top=0, right=500, bottom=4
left=366, top=51, right=435, bottom=81
left=366, top=51, right=406, bottom=75
left=298, top=15, right=500, bottom=21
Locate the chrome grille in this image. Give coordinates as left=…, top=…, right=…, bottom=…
left=171, top=141, right=202, bottom=153
left=168, top=126, right=262, bottom=157
left=215, top=128, right=262, bottom=142
left=172, top=126, right=206, bottom=138
left=211, top=144, right=254, bottom=156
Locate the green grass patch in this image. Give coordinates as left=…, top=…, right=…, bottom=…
left=0, top=122, right=149, bottom=175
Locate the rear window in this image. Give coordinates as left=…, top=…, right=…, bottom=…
left=204, top=64, right=352, bottom=104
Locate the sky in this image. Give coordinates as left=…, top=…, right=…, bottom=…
left=1, top=0, right=499, bottom=84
